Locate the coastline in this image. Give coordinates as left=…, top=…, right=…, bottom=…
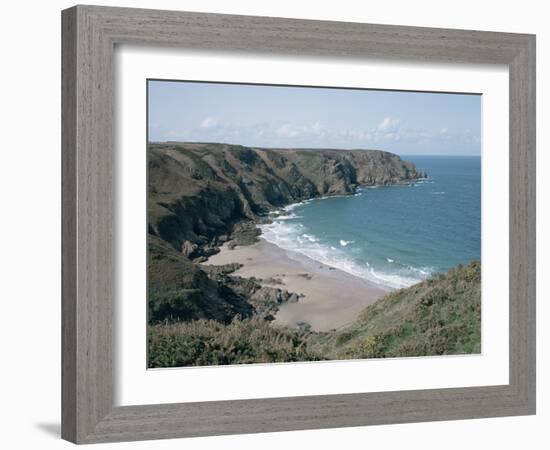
left=200, top=176, right=435, bottom=331
left=204, top=238, right=388, bottom=332
left=147, top=143, right=483, bottom=365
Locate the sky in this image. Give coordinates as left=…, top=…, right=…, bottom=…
left=148, top=80, right=481, bottom=156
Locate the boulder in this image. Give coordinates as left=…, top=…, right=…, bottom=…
left=288, top=293, right=300, bottom=303
left=181, top=240, right=199, bottom=258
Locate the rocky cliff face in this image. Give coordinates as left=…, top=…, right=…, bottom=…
left=149, top=234, right=311, bottom=324
left=148, top=236, right=254, bottom=323
left=147, top=142, right=425, bottom=324
left=148, top=142, right=425, bottom=256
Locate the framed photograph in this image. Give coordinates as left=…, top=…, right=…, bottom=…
left=62, top=5, right=536, bottom=444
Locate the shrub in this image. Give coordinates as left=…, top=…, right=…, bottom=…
left=148, top=316, right=324, bottom=367
left=309, top=261, right=481, bottom=360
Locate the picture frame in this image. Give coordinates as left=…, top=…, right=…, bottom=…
left=61, top=4, right=536, bottom=444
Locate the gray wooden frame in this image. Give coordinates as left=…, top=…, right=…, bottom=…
left=61, top=4, right=536, bottom=444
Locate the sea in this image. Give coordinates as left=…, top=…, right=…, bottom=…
left=259, top=155, right=481, bottom=290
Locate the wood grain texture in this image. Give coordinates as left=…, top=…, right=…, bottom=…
left=62, top=5, right=114, bottom=443
left=508, top=36, right=536, bottom=408
left=61, top=4, right=536, bottom=444
left=61, top=6, right=77, bottom=443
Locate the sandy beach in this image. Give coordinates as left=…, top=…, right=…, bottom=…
left=204, top=239, right=388, bottom=331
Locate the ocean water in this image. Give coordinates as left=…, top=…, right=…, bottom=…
left=260, top=155, right=481, bottom=289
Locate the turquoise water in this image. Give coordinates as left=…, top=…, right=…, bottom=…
left=260, top=156, right=481, bottom=289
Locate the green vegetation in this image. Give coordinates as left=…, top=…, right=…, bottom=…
left=146, top=142, right=478, bottom=367
left=148, top=316, right=321, bottom=367
left=148, top=236, right=253, bottom=324
left=310, top=261, right=481, bottom=359
left=148, top=261, right=481, bottom=367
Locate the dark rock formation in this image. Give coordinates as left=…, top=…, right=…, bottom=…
left=200, top=260, right=302, bottom=320
left=201, top=262, right=243, bottom=277
left=148, top=236, right=253, bottom=324
left=147, top=142, right=426, bottom=325
left=227, top=220, right=261, bottom=246
left=148, top=142, right=425, bottom=255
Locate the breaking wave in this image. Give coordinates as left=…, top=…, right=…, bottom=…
left=259, top=214, right=431, bottom=290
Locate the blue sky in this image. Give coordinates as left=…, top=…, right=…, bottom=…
left=148, top=80, right=481, bottom=156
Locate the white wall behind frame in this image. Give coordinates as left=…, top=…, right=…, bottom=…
left=0, top=1, right=546, bottom=450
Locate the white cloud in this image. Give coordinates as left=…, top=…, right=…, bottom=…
left=385, top=132, right=400, bottom=141
left=276, top=123, right=299, bottom=138
left=338, top=129, right=372, bottom=141
left=199, top=116, right=219, bottom=129
left=377, top=116, right=401, bottom=133
left=276, top=122, right=325, bottom=138
left=162, top=115, right=478, bottom=154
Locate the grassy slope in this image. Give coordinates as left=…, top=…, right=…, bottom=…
left=148, top=261, right=481, bottom=367
left=148, top=235, right=253, bottom=323
left=310, top=261, right=481, bottom=359
left=148, top=317, right=321, bottom=367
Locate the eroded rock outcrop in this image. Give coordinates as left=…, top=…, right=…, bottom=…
left=148, top=142, right=425, bottom=255
left=147, top=142, right=426, bottom=325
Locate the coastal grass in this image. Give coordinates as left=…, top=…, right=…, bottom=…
left=148, top=316, right=323, bottom=367
left=310, top=261, right=481, bottom=359
left=148, top=261, right=481, bottom=367
left=146, top=142, right=480, bottom=367
left=148, top=235, right=254, bottom=324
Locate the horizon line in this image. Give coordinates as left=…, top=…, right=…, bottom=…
left=147, top=140, right=481, bottom=157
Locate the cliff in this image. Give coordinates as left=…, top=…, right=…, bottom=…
left=148, top=142, right=425, bottom=257
left=147, top=142, right=426, bottom=325
left=148, top=235, right=301, bottom=323
left=148, top=236, right=253, bottom=323
left=145, top=142, right=481, bottom=366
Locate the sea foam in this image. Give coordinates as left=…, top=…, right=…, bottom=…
left=261, top=156, right=480, bottom=291
left=339, top=239, right=354, bottom=247
left=259, top=216, right=426, bottom=290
